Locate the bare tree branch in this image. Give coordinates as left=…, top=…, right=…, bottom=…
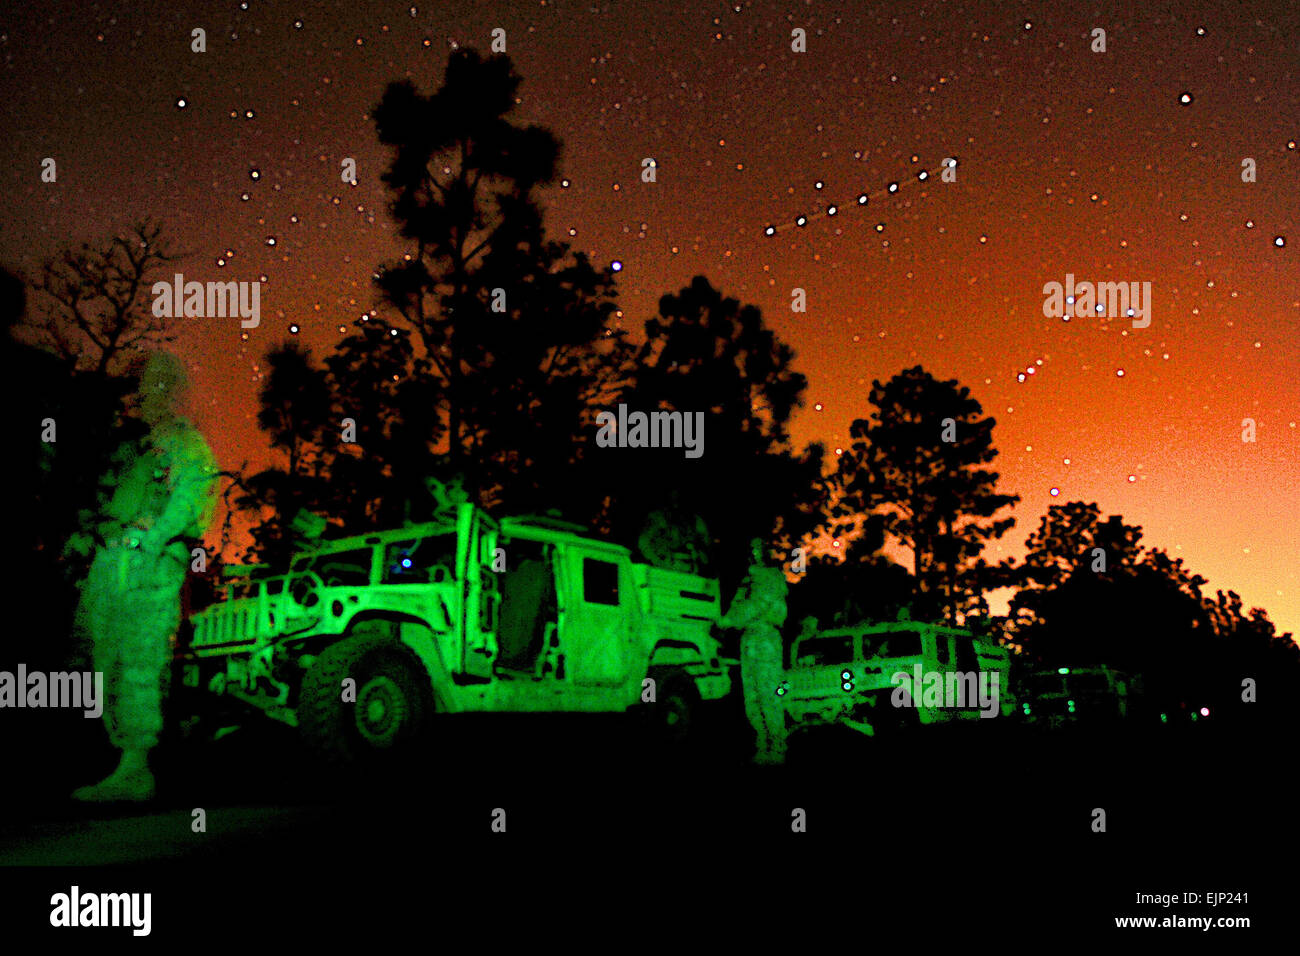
left=26, top=219, right=181, bottom=374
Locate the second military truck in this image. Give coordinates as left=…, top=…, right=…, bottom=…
left=783, top=616, right=1015, bottom=736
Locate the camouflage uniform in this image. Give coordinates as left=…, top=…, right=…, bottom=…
left=723, top=562, right=789, bottom=764
left=75, top=418, right=218, bottom=752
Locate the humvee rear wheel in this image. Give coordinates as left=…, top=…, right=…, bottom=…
left=642, top=668, right=700, bottom=746
left=298, top=633, right=433, bottom=763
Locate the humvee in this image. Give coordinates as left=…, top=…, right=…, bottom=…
left=1018, top=666, right=1134, bottom=727
left=181, top=503, right=730, bottom=760
left=783, top=619, right=1014, bottom=736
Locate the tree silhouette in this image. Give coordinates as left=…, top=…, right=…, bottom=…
left=238, top=51, right=630, bottom=555
left=790, top=514, right=914, bottom=629
left=370, top=48, right=625, bottom=508
left=1005, top=501, right=1300, bottom=720
left=2, top=265, right=137, bottom=670
left=1006, top=501, right=1146, bottom=645
left=320, top=317, right=445, bottom=529
left=609, top=275, right=827, bottom=588
left=1008, top=545, right=1215, bottom=715
left=14, top=222, right=177, bottom=568
left=1020, top=501, right=1145, bottom=586
left=28, top=220, right=179, bottom=375
left=1202, top=590, right=1300, bottom=722
left=832, top=366, right=1018, bottom=624
left=236, top=343, right=338, bottom=565
left=462, top=246, right=629, bottom=520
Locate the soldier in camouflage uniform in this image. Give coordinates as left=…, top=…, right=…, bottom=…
left=70, top=352, right=219, bottom=802
left=722, top=538, right=790, bottom=765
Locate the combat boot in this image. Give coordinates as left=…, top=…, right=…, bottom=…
left=72, top=749, right=156, bottom=803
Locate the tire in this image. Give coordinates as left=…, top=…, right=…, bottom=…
left=298, top=632, right=434, bottom=765
left=641, top=668, right=701, bottom=747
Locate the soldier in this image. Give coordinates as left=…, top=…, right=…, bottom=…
left=636, top=489, right=711, bottom=573
left=68, top=352, right=219, bottom=802
left=722, top=537, right=790, bottom=765
left=424, top=473, right=469, bottom=516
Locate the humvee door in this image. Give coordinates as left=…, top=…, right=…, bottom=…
left=556, top=548, right=633, bottom=686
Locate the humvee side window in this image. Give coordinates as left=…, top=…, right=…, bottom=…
left=582, top=558, right=620, bottom=606
left=953, top=633, right=979, bottom=672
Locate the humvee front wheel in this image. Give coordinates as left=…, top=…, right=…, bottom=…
left=298, top=634, right=434, bottom=764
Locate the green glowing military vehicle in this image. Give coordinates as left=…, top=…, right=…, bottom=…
left=1017, top=665, right=1135, bottom=727
left=181, top=503, right=730, bottom=760
left=783, top=618, right=1014, bottom=736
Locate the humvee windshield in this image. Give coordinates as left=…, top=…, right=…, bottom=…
left=1069, top=672, right=1114, bottom=696
left=291, top=548, right=373, bottom=586
left=1030, top=674, right=1068, bottom=697
left=798, top=634, right=855, bottom=666
left=861, top=630, right=923, bottom=659
left=382, top=535, right=457, bottom=584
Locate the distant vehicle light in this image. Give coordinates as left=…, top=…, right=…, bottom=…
left=1199, top=707, right=1209, bottom=717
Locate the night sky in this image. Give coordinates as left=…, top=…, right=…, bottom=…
left=2, top=1, right=1296, bottom=633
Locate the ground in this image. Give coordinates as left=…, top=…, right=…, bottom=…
left=0, top=707, right=1289, bottom=942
